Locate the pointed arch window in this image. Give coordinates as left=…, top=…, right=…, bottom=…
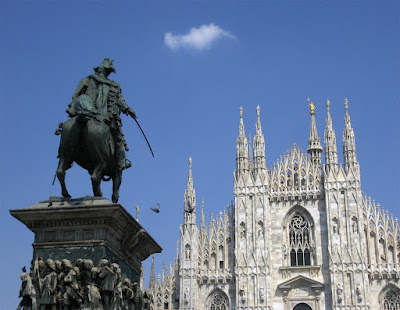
left=289, top=213, right=313, bottom=266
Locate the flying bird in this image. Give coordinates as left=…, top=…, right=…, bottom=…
left=151, top=203, right=160, bottom=213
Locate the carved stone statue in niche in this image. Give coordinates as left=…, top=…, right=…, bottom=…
left=356, top=285, right=362, bottom=302
left=239, top=286, right=246, bottom=303
left=258, top=222, right=264, bottom=238
left=240, top=223, right=246, bottom=239
left=332, top=218, right=338, bottom=234
left=259, top=287, right=265, bottom=303
left=185, top=245, right=191, bottom=260
left=184, top=287, right=190, bottom=304
left=336, top=283, right=343, bottom=303
left=352, top=218, right=358, bottom=233
left=283, top=243, right=288, bottom=259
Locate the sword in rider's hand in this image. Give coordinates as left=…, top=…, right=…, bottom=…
left=129, top=110, right=154, bottom=158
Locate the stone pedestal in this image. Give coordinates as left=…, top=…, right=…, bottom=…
left=10, top=196, right=162, bottom=282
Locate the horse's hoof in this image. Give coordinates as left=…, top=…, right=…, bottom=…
left=112, top=195, right=119, bottom=203
left=62, top=191, right=71, bottom=198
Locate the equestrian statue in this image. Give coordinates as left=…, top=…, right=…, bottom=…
left=55, top=58, right=153, bottom=203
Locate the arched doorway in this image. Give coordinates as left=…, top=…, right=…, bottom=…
left=293, top=303, right=312, bottom=310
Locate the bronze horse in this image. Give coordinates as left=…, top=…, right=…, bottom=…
left=55, top=115, right=122, bottom=203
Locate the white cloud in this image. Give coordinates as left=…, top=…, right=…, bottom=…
left=164, top=23, right=236, bottom=51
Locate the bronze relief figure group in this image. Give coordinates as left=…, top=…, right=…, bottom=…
left=17, top=257, right=150, bottom=310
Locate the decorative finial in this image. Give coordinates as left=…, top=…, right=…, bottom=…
left=189, top=157, right=192, bottom=169
left=135, top=205, right=140, bottom=221
left=240, top=106, right=243, bottom=118
left=326, top=99, right=331, bottom=111
left=308, top=97, right=315, bottom=115
left=257, top=105, right=260, bottom=118
left=344, top=97, right=348, bottom=112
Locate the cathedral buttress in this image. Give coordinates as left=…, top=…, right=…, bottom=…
left=234, top=107, right=270, bottom=309
left=324, top=98, right=368, bottom=309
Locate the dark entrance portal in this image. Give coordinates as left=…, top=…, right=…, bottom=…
left=293, top=303, right=312, bottom=310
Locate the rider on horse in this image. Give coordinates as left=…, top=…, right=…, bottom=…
left=65, top=58, right=136, bottom=171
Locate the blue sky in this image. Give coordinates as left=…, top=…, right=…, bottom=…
left=1, top=1, right=399, bottom=307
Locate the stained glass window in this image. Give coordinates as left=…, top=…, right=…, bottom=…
left=289, top=214, right=312, bottom=266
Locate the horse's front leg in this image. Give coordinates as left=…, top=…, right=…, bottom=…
left=56, top=156, right=72, bottom=198
left=91, top=162, right=107, bottom=197
left=112, top=170, right=122, bottom=203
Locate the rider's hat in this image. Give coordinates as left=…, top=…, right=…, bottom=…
left=94, top=58, right=116, bottom=74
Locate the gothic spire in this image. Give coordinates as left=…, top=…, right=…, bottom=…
left=236, top=107, right=249, bottom=174
left=201, top=198, right=205, bottom=229
left=184, top=157, right=196, bottom=226
left=342, top=98, right=359, bottom=174
left=324, top=99, right=339, bottom=174
left=187, top=156, right=193, bottom=191
left=175, top=240, right=180, bottom=262
left=307, top=98, right=323, bottom=168
left=149, top=254, right=155, bottom=290
left=253, top=105, right=266, bottom=170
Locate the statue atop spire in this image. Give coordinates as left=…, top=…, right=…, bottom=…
left=307, top=98, right=322, bottom=168
left=308, top=97, right=316, bottom=115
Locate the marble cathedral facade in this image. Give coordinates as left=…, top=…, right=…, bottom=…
left=147, top=100, right=400, bottom=310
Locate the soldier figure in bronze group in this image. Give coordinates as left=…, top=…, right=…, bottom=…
left=55, top=58, right=153, bottom=203
left=38, top=259, right=58, bottom=310
left=17, top=267, right=37, bottom=310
